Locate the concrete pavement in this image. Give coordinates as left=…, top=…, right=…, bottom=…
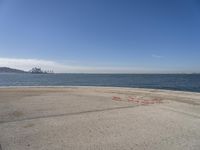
left=0, top=87, right=200, bottom=150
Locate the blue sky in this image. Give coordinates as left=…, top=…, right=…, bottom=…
left=0, top=0, right=200, bottom=73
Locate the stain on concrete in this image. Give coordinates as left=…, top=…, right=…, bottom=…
left=11, top=111, right=24, bottom=117
left=23, top=123, right=34, bottom=128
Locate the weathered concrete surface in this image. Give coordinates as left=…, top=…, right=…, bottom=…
left=0, top=87, right=200, bottom=150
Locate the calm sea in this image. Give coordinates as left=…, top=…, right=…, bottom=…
left=0, top=73, right=200, bottom=92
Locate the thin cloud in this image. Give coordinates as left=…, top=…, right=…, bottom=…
left=151, top=54, right=163, bottom=58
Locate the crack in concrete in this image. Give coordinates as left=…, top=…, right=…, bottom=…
left=0, top=105, right=139, bottom=124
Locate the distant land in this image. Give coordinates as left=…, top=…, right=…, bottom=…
left=0, top=67, right=26, bottom=73
left=0, top=67, right=54, bottom=74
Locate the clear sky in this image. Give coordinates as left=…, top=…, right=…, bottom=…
left=0, top=0, right=200, bottom=73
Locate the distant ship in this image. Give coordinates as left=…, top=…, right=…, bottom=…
left=29, top=67, right=54, bottom=74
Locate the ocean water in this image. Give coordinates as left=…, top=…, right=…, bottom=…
left=0, top=73, right=200, bottom=92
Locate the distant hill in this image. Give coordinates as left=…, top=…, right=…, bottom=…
left=0, top=67, right=26, bottom=73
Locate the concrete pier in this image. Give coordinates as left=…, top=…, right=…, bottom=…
left=0, top=87, right=200, bottom=150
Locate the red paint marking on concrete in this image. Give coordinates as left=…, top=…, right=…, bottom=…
left=112, top=96, right=163, bottom=105
left=148, top=101, right=155, bottom=104
left=127, top=96, right=135, bottom=102
left=152, top=98, right=162, bottom=103
left=155, top=100, right=162, bottom=104
left=134, top=100, right=140, bottom=103
left=112, top=96, right=122, bottom=101
left=141, top=101, right=149, bottom=105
